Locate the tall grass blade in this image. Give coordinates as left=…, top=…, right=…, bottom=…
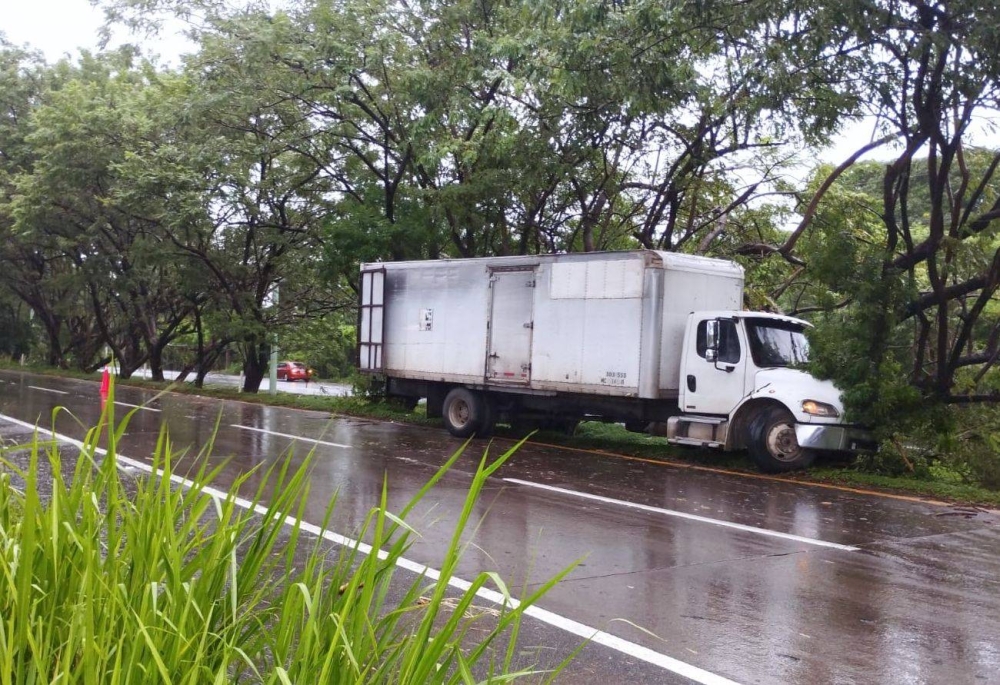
left=0, top=396, right=581, bottom=683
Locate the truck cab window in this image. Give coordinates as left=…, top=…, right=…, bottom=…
left=696, top=320, right=740, bottom=364
left=746, top=319, right=810, bottom=367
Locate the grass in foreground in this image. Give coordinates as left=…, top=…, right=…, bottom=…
left=0, top=388, right=580, bottom=683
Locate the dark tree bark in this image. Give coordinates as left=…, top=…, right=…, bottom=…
left=240, top=340, right=269, bottom=393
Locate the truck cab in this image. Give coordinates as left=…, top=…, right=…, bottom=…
left=669, top=311, right=871, bottom=472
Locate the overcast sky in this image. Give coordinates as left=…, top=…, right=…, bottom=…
left=4, top=0, right=107, bottom=60
left=2, top=0, right=192, bottom=65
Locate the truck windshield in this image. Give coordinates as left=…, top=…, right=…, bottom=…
left=746, top=319, right=810, bottom=368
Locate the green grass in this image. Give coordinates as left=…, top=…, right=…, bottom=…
left=0, top=383, right=580, bottom=683
left=806, top=467, right=1000, bottom=507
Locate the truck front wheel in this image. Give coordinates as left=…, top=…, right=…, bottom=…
left=748, top=408, right=816, bottom=473
left=442, top=388, right=490, bottom=438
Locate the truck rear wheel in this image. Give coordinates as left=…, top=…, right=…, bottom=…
left=442, top=388, right=490, bottom=438
left=624, top=421, right=649, bottom=434
left=478, top=394, right=497, bottom=438
left=748, top=408, right=816, bottom=473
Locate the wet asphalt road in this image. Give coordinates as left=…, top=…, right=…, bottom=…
left=1, top=369, right=998, bottom=685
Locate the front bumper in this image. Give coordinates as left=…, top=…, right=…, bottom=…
left=795, top=423, right=876, bottom=453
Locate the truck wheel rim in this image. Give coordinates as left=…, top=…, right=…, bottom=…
left=766, top=421, right=801, bottom=462
left=448, top=400, right=471, bottom=427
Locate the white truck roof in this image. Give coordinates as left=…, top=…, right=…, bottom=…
left=703, top=311, right=812, bottom=327
left=365, top=249, right=745, bottom=279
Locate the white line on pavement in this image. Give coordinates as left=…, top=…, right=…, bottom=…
left=115, top=401, right=162, bottom=413
left=503, top=478, right=860, bottom=552
left=230, top=424, right=351, bottom=450
left=27, top=385, right=69, bottom=395
left=0, top=411, right=740, bottom=685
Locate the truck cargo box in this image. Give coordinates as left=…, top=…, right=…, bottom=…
left=359, top=250, right=743, bottom=400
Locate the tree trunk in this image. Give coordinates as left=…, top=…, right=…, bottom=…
left=193, top=337, right=229, bottom=389
left=118, top=361, right=138, bottom=380
left=193, top=306, right=207, bottom=388
left=34, top=309, right=66, bottom=368
left=174, top=362, right=195, bottom=384
left=148, top=342, right=166, bottom=382
left=46, top=327, right=64, bottom=368
left=241, top=340, right=268, bottom=393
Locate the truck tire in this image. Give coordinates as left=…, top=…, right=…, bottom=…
left=624, top=421, right=649, bottom=434
left=747, top=407, right=816, bottom=473
left=442, top=388, right=486, bottom=438
left=477, top=393, right=497, bottom=438
left=555, top=419, right=579, bottom=436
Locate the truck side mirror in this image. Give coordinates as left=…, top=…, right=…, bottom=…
left=705, top=320, right=719, bottom=362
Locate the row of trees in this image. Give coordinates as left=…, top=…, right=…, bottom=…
left=0, top=45, right=349, bottom=389
left=1, top=0, right=999, bottom=426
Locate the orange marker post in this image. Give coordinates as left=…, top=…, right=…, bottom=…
left=99, top=365, right=110, bottom=399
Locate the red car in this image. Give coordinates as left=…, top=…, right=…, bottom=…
left=276, top=361, right=314, bottom=381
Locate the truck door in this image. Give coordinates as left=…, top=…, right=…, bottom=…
left=486, top=268, right=536, bottom=383
left=680, top=316, right=747, bottom=415
left=358, top=267, right=385, bottom=372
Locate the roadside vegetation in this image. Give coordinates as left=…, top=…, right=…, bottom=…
left=0, top=390, right=578, bottom=682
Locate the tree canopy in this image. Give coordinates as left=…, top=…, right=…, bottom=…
left=1, top=0, right=999, bottom=424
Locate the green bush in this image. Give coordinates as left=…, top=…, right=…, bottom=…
left=351, top=371, right=387, bottom=401
left=0, top=388, right=577, bottom=682
left=840, top=404, right=1000, bottom=490
left=937, top=406, right=1000, bottom=490
left=850, top=439, right=933, bottom=479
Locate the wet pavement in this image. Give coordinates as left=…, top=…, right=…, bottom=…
left=1, top=369, right=998, bottom=684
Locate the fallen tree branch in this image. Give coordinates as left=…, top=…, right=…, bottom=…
left=780, top=133, right=903, bottom=258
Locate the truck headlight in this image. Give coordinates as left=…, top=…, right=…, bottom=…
left=802, top=400, right=840, bottom=418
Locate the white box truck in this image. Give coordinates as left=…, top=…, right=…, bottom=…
left=358, top=250, right=871, bottom=472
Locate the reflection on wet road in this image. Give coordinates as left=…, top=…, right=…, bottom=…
left=1, top=370, right=998, bottom=684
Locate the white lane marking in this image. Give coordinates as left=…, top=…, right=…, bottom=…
left=27, top=385, right=69, bottom=395
left=115, top=401, right=162, bottom=413
left=230, top=424, right=351, bottom=450
left=0, top=411, right=740, bottom=685
left=503, top=478, right=860, bottom=552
